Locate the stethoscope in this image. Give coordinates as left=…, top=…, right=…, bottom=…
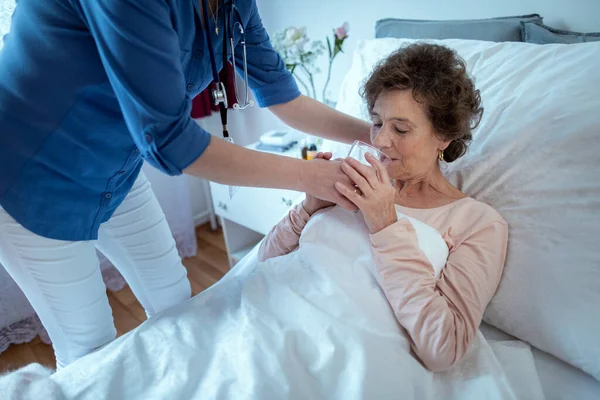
left=200, top=0, right=254, bottom=144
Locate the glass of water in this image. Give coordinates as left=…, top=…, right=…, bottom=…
left=345, top=141, right=394, bottom=210
left=347, top=140, right=392, bottom=167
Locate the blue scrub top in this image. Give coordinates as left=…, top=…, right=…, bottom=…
left=0, top=0, right=300, bottom=241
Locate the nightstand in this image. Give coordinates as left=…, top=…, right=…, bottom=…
left=209, top=141, right=305, bottom=267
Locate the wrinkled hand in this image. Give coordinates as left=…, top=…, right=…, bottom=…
left=301, top=154, right=358, bottom=212
left=302, top=152, right=337, bottom=215
left=335, top=153, right=398, bottom=233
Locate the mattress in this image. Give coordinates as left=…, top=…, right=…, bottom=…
left=480, top=323, right=600, bottom=400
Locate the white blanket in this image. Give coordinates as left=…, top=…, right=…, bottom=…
left=40, top=206, right=542, bottom=399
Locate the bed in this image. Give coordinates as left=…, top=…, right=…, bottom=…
left=320, top=33, right=600, bottom=399
left=479, top=323, right=600, bottom=400
left=2, top=19, right=600, bottom=400
left=325, top=33, right=600, bottom=394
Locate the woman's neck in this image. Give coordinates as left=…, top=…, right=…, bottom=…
left=393, top=167, right=465, bottom=209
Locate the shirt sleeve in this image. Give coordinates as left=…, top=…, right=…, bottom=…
left=234, top=2, right=301, bottom=107
left=369, top=217, right=508, bottom=372
left=77, top=0, right=211, bottom=176
left=257, top=203, right=312, bottom=262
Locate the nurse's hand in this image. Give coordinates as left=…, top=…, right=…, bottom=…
left=300, top=155, right=358, bottom=212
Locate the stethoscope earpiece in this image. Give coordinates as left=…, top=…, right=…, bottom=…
left=233, top=99, right=254, bottom=110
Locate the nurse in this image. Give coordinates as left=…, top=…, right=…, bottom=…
left=0, top=0, right=369, bottom=368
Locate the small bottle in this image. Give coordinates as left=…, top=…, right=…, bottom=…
left=301, top=136, right=318, bottom=160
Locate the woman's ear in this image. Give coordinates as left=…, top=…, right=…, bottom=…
left=438, top=139, right=451, bottom=152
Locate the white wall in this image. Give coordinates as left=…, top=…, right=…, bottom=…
left=190, top=0, right=600, bottom=224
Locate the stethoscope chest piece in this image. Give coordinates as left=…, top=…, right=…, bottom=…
left=201, top=0, right=255, bottom=143
left=212, top=82, right=228, bottom=108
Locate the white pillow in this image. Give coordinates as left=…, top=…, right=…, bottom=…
left=325, top=38, right=600, bottom=381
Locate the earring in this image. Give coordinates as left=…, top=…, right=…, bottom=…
left=438, top=149, right=444, bottom=162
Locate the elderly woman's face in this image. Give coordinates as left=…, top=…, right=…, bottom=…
left=370, top=90, right=447, bottom=181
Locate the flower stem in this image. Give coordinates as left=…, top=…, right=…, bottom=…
left=309, top=74, right=317, bottom=100
left=322, top=57, right=334, bottom=103
left=293, top=72, right=311, bottom=97
left=299, top=64, right=317, bottom=99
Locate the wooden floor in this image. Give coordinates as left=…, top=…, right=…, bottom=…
left=0, top=223, right=228, bottom=373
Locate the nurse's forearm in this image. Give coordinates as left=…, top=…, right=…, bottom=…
left=184, top=136, right=304, bottom=189
left=269, top=95, right=370, bottom=144
left=183, top=136, right=359, bottom=211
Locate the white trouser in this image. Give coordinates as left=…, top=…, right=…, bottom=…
left=0, top=172, right=191, bottom=369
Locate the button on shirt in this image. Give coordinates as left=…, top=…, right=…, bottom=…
left=0, top=0, right=300, bottom=241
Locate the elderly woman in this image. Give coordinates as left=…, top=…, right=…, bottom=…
left=258, top=43, right=508, bottom=372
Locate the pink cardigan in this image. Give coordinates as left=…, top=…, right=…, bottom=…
left=258, top=197, right=508, bottom=371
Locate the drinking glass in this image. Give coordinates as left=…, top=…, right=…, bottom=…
left=345, top=141, right=394, bottom=211
left=347, top=140, right=392, bottom=167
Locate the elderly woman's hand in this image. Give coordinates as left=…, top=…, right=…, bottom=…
left=302, top=152, right=337, bottom=215
left=335, top=153, right=398, bottom=233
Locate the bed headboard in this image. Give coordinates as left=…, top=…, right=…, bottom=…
left=374, top=14, right=542, bottom=42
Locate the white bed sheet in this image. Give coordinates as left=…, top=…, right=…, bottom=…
left=480, top=323, right=600, bottom=400
left=41, top=206, right=545, bottom=400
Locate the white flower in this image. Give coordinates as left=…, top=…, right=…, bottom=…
left=284, top=27, right=297, bottom=42
left=297, top=27, right=307, bottom=39
left=283, top=28, right=296, bottom=47
left=282, top=26, right=308, bottom=48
